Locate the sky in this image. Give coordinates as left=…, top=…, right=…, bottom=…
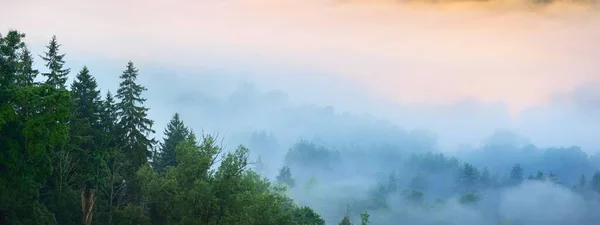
left=2, top=0, right=600, bottom=151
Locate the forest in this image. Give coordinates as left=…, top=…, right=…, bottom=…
left=2, top=29, right=600, bottom=225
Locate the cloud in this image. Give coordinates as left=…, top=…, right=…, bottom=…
left=2, top=0, right=600, bottom=114
left=499, top=181, right=586, bottom=225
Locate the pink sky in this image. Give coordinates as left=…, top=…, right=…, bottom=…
left=2, top=0, right=600, bottom=114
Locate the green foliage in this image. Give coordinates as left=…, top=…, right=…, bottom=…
left=284, top=140, right=340, bottom=169
left=138, top=133, right=320, bottom=225
left=69, top=66, right=103, bottom=185
left=459, top=163, right=480, bottom=192
left=1, top=31, right=71, bottom=225
left=1, top=30, right=326, bottom=225
left=99, top=91, right=118, bottom=147
left=408, top=152, right=460, bottom=174
left=339, top=215, right=352, bottom=225
left=153, top=113, right=189, bottom=172
left=360, top=211, right=370, bottom=225
left=115, top=61, right=156, bottom=176
left=277, top=166, right=296, bottom=188
left=510, top=163, right=524, bottom=185
left=16, top=46, right=38, bottom=87
left=293, top=206, right=325, bottom=225
left=40, top=35, right=70, bottom=89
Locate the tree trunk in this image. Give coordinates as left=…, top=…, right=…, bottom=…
left=81, top=187, right=95, bottom=225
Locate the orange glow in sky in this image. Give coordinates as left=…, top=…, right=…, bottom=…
left=2, top=0, right=599, bottom=114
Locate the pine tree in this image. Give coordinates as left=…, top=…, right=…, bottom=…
left=69, top=66, right=103, bottom=184
left=0, top=30, right=25, bottom=90
left=339, top=215, right=352, bottom=225
left=40, top=35, right=70, bottom=88
left=71, top=66, right=102, bottom=129
left=16, top=46, right=38, bottom=87
left=99, top=91, right=118, bottom=141
left=276, top=166, right=295, bottom=188
left=535, top=171, right=545, bottom=181
left=154, top=113, right=189, bottom=172
left=115, top=61, right=156, bottom=172
left=460, top=163, right=479, bottom=192
left=360, top=211, right=370, bottom=225
left=1, top=30, right=72, bottom=224
left=509, top=163, right=523, bottom=185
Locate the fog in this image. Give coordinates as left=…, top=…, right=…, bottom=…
left=3, top=0, right=600, bottom=224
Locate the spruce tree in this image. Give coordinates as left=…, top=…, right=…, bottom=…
left=40, top=35, right=70, bottom=88
left=71, top=66, right=102, bottom=127
left=360, top=211, right=370, bottom=225
left=100, top=92, right=118, bottom=132
left=460, top=163, right=479, bottom=192
left=16, top=46, right=38, bottom=87
left=154, top=113, right=189, bottom=172
left=276, top=166, right=295, bottom=188
left=69, top=66, right=103, bottom=184
left=0, top=30, right=25, bottom=90
left=509, top=163, right=524, bottom=185
left=1, top=30, right=72, bottom=224
left=339, top=216, right=352, bottom=225
left=115, top=61, right=155, bottom=172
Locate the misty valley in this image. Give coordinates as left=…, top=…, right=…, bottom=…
left=1, top=20, right=600, bottom=225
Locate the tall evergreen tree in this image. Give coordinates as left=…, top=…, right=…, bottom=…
left=71, top=67, right=101, bottom=123
left=115, top=61, right=155, bottom=173
left=69, top=66, right=103, bottom=183
left=276, top=166, right=295, bottom=188
left=154, top=113, right=189, bottom=172
left=0, top=30, right=25, bottom=90
left=460, top=163, right=479, bottom=192
left=339, top=215, right=352, bottom=225
left=360, top=211, right=370, bottom=225
left=99, top=91, right=118, bottom=141
left=40, top=35, right=70, bottom=89
left=1, top=30, right=72, bottom=225
left=16, top=46, right=38, bottom=87
left=509, top=163, right=524, bottom=185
